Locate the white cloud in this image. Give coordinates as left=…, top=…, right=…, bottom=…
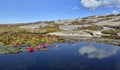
left=72, top=6, right=79, bottom=10
left=81, top=0, right=120, bottom=10
left=79, top=45, right=119, bottom=59
left=81, top=0, right=102, bottom=10
left=112, top=10, right=120, bottom=14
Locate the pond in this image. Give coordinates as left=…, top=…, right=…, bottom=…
left=0, top=40, right=120, bottom=70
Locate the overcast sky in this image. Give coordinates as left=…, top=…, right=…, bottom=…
left=0, top=0, right=120, bottom=24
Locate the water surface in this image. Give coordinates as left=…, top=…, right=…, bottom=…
left=0, top=41, right=120, bottom=70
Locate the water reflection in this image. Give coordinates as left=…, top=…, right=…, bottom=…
left=0, top=41, right=120, bottom=70
left=79, top=42, right=119, bottom=59
left=54, top=45, right=59, bottom=50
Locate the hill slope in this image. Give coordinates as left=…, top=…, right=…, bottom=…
left=0, top=14, right=120, bottom=38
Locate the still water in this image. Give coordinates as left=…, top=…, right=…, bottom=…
left=0, top=41, right=120, bottom=70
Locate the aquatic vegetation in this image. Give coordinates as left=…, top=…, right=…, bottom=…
left=0, top=32, right=64, bottom=54
left=28, top=45, right=34, bottom=52
left=42, top=42, right=47, bottom=48
left=37, top=45, right=41, bottom=50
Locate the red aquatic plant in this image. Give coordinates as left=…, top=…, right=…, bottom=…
left=13, top=41, right=17, bottom=45
left=28, top=45, right=34, bottom=52
left=42, top=43, right=47, bottom=48
left=37, top=45, right=41, bottom=50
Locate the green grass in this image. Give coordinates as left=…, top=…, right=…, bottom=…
left=101, top=36, right=120, bottom=39
left=101, top=29, right=120, bottom=35
left=0, top=24, right=63, bottom=34
left=73, top=26, right=103, bottom=31
left=39, top=26, right=63, bottom=33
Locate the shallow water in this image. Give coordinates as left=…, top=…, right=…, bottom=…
left=0, top=41, right=120, bottom=70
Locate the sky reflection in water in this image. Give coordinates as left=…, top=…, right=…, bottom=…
left=0, top=41, right=120, bottom=70
left=79, top=43, right=119, bottom=59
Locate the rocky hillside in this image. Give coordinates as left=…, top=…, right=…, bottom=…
left=18, top=14, right=120, bottom=38
left=19, top=14, right=120, bottom=30
left=0, top=14, right=120, bottom=39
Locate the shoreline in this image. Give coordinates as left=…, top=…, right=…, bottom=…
left=47, top=32, right=120, bottom=46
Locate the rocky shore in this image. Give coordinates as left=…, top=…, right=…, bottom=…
left=64, top=37, right=120, bottom=46
left=47, top=31, right=120, bottom=46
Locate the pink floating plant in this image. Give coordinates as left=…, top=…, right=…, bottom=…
left=37, top=45, right=41, bottom=49
left=13, top=41, right=17, bottom=45
left=42, top=43, right=47, bottom=48
left=28, top=45, right=34, bottom=52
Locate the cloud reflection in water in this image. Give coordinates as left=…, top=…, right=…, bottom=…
left=79, top=44, right=119, bottom=59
